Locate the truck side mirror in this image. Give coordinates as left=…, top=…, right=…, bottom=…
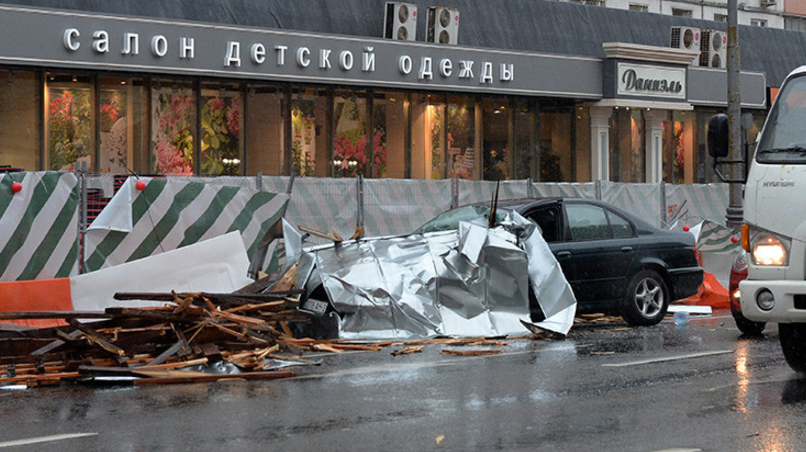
left=707, top=114, right=729, bottom=159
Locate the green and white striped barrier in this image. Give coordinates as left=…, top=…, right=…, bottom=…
left=0, top=172, right=79, bottom=281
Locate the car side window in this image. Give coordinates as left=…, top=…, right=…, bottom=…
left=528, top=206, right=561, bottom=243
left=608, top=210, right=634, bottom=238
left=566, top=204, right=610, bottom=241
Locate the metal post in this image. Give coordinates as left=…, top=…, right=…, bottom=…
left=726, top=0, right=743, bottom=229
left=356, top=175, right=364, bottom=230
left=78, top=161, right=87, bottom=274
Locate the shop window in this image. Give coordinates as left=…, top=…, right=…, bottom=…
left=99, top=76, right=147, bottom=174
left=374, top=91, right=407, bottom=178
left=333, top=90, right=370, bottom=178
left=0, top=70, right=39, bottom=171
left=151, top=80, right=196, bottom=175
left=482, top=97, right=511, bottom=180
left=539, top=106, right=574, bottom=182
left=246, top=85, right=287, bottom=177
left=514, top=99, right=538, bottom=180
left=574, top=107, right=591, bottom=182
left=663, top=111, right=693, bottom=184
left=46, top=73, right=94, bottom=171
left=447, top=95, right=477, bottom=180
left=411, top=93, right=446, bottom=179
left=609, top=108, right=645, bottom=182
left=200, top=82, right=243, bottom=176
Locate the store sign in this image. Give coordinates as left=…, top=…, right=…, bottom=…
left=0, top=5, right=602, bottom=99
left=616, top=63, right=686, bottom=100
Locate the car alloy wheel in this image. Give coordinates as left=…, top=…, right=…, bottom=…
left=620, top=269, right=669, bottom=326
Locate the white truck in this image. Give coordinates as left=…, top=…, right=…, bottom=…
left=711, top=65, right=806, bottom=372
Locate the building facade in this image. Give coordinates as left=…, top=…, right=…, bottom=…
left=0, top=1, right=799, bottom=184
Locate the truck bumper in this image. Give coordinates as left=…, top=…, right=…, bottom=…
left=740, top=279, right=806, bottom=323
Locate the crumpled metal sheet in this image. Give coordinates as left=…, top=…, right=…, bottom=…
left=292, top=213, right=576, bottom=340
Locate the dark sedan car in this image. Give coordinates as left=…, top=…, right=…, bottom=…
left=417, top=197, right=704, bottom=326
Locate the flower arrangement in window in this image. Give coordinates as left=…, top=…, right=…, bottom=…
left=48, top=90, right=92, bottom=170
left=152, top=90, right=194, bottom=175
left=291, top=109, right=316, bottom=177
left=201, top=95, right=241, bottom=176
left=333, top=131, right=387, bottom=178
left=100, top=90, right=127, bottom=172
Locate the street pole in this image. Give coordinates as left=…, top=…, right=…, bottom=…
left=726, top=0, right=744, bottom=229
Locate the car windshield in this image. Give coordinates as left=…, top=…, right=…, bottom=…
left=756, top=74, right=806, bottom=164
left=413, top=205, right=507, bottom=234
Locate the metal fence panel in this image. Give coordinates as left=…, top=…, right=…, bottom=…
left=665, top=183, right=730, bottom=229
left=458, top=180, right=532, bottom=207
left=363, top=179, right=452, bottom=237
left=601, top=182, right=663, bottom=227
left=532, top=182, right=597, bottom=199
left=284, top=177, right=358, bottom=244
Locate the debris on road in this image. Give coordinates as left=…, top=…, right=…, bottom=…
left=0, top=287, right=315, bottom=388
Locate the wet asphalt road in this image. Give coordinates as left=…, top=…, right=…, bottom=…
left=2, top=309, right=806, bottom=452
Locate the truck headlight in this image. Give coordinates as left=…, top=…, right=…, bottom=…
left=750, top=230, right=790, bottom=266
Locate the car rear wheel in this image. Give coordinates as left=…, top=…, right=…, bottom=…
left=779, top=323, right=806, bottom=372
left=620, top=269, right=669, bottom=326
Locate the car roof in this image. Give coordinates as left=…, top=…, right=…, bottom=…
left=477, top=196, right=660, bottom=232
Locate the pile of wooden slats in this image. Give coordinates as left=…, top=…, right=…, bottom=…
left=0, top=288, right=320, bottom=388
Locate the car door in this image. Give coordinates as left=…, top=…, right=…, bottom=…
left=554, top=202, right=637, bottom=306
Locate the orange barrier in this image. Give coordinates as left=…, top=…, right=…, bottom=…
left=0, top=278, right=73, bottom=328
left=680, top=271, right=729, bottom=308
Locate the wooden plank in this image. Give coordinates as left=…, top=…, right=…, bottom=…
left=132, top=370, right=294, bottom=386
left=0, top=311, right=111, bottom=320
left=441, top=349, right=503, bottom=356
left=67, top=319, right=126, bottom=357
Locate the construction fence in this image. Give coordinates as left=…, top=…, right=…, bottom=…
left=0, top=171, right=731, bottom=282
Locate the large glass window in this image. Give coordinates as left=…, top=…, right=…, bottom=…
left=46, top=73, right=94, bottom=171
left=333, top=90, right=369, bottom=177
left=151, top=80, right=195, bottom=175
left=609, top=108, right=646, bottom=182
left=411, top=93, right=446, bottom=179
left=0, top=70, right=39, bottom=171
left=99, top=76, right=147, bottom=174
left=246, top=85, right=285, bottom=176
left=539, top=105, right=574, bottom=182
left=447, top=95, right=477, bottom=179
left=663, top=111, right=693, bottom=183
left=200, top=82, right=243, bottom=176
left=514, top=99, right=538, bottom=180
left=482, top=97, right=511, bottom=180
left=374, top=91, right=407, bottom=178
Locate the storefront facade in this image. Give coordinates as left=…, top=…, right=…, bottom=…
left=0, top=4, right=767, bottom=183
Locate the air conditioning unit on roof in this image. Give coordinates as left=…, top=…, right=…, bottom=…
left=670, top=26, right=701, bottom=65
left=384, top=2, right=418, bottom=41
left=426, top=6, right=460, bottom=45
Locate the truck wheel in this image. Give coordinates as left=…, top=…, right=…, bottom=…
left=779, top=323, right=806, bottom=373
left=731, top=308, right=766, bottom=336
left=620, top=270, right=669, bottom=326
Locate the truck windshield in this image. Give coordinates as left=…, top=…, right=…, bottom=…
left=757, top=74, right=806, bottom=163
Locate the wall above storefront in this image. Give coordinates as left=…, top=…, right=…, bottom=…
left=1, top=0, right=805, bottom=87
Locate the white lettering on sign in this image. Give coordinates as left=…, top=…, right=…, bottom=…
left=617, top=63, right=686, bottom=99
left=58, top=26, right=520, bottom=89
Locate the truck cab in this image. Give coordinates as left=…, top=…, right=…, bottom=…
left=721, top=65, right=806, bottom=371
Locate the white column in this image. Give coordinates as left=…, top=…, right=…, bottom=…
left=589, top=106, right=613, bottom=182
left=644, top=110, right=666, bottom=183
